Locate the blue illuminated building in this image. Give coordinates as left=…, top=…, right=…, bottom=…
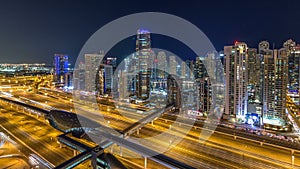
left=54, top=54, right=69, bottom=86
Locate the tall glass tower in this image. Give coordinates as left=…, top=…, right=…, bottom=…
left=136, top=29, right=151, bottom=100
left=53, top=54, right=69, bottom=85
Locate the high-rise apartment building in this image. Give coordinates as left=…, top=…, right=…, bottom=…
left=96, top=64, right=113, bottom=96
left=283, top=40, right=300, bottom=105
left=167, top=75, right=181, bottom=110
left=274, top=49, right=288, bottom=121
left=258, top=41, right=270, bottom=53
left=262, top=49, right=276, bottom=119
left=103, top=57, right=117, bottom=71
left=262, top=48, right=288, bottom=126
left=181, top=61, right=186, bottom=78
left=84, top=52, right=104, bottom=92
left=194, top=57, right=207, bottom=79
left=169, top=55, right=177, bottom=75
left=185, top=60, right=194, bottom=79
left=73, top=62, right=85, bottom=90
left=157, top=51, right=167, bottom=79
left=224, top=42, right=248, bottom=121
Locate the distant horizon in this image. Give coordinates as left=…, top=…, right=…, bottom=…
left=0, top=37, right=298, bottom=66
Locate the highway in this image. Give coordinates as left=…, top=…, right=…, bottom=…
left=7, top=89, right=300, bottom=168
left=0, top=103, right=91, bottom=168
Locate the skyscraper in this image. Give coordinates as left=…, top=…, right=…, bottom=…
left=157, top=51, right=167, bottom=79
left=224, top=42, right=248, bottom=121
left=262, top=48, right=288, bottom=127
left=167, top=75, right=181, bottom=110
left=96, top=64, right=113, bottom=96
left=284, top=40, right=300, bottom=105
left=73, top=62, right=85, bottom=90
left=262, top=49, right=275, bottom=118
left=274, top=49, right=288, bottom=121
left=258, top=41, right=270, bottom=53
left=53, top=54, right=69, bottom=86
left=136, top=29, right=151, bottom=100
left=181, top=61, right=186, bottom=78
left=103, top=57, right=117, bottom=71
left=185, top=60, right=194, bottom=79
left=194, top=56, right=211, bottom=114
left=84, top=52, right=104, bottom=92
left=169, top=55, right=177, bottom=75
left=194, top=57, right=207, bottom=79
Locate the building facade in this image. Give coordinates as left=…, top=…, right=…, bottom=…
left=224, top=42, right=248, bottom=121
left=53, top=54, right=69, bottom=86
left=84, top=52, right=104, bottom=92
left=136, top=29, right=151, bottom=100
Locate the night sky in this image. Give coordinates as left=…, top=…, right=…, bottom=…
left=0, top=0, right=300, bottom=65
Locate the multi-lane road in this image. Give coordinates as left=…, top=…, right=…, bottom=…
left=0, top=101, right=91, bottom=168
left=5, top=88, right=300, bottom=168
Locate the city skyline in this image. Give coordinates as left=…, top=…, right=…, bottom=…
left=1, top=1, right=300, bottom=168
left=1, top=0, right=300, bottom=64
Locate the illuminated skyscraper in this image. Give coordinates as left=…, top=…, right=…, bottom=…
left=169, top=55, right=177, bottom=75
left=274, top=49, right=288, bottom=121
left=284, top=40, right=300, bottom=104
left=73, top=62, right=85, bottom=90
left=167, top=75, right=181, bottom=110
left=262, top=48, right=288, bottom=127
left=194, top=56, right=210, bottom=113
left=157, top=51, right=167, bottom=79
left=96, top=64, right=113, bottom=95
left=194, top=57, right=207, bottom=79
left=53, top=54, right=69, bottom=85
left=185, top=60, right=194, bottom=79
left=181, top=61, right=186, bottom=78
left=283, top=39, right=296, bottom=49
left=224, top=42, right=248, bottom=121
left=84, top=52, right=104, bottom=92
left=262, top=49, right=275, bottom=116
left=136, top=29, right=151, bottom=100
left=258, top=41, right=270, bottom=53
left=103, top=57, right=117, bottom=71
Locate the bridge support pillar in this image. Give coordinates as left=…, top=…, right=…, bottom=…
left=59, top=142, right=62, bottom=149
left=73, top=150, right=77, bottom=156
left=151, top=120, right=153, bottom=126
left=137, top=129, right=139, bottom=135
left=144, top=156, right=147, bottom=169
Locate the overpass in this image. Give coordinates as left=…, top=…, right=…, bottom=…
left=45, top=106, right=195, bottom=168
left=89, top=128, right=196, bottom=169
left=0, top=94, right=195, bottom=168
left=54, top=133, right=112, bottom=169
left=121, top=106, right=173, bottom=136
